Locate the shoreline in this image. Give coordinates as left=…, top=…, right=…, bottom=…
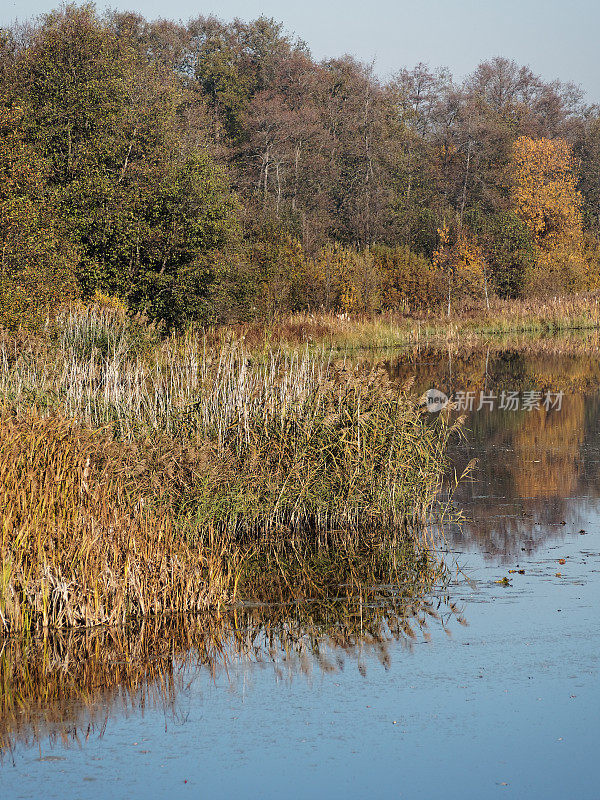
left=199, top=294, right=600, bottom=352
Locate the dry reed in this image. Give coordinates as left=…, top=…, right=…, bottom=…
left=0, top=305, right=464, bottom=633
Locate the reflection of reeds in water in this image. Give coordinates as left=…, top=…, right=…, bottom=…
left=0, top=547, right=462, bottom=757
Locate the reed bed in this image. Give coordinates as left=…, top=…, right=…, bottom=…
left=0, top=408, right=236, bottom=632
left=0, top=304, right=330, bottom=440
left=1, top=298, right=597, bottom=433
left=0, top=305, right=463, bottom=632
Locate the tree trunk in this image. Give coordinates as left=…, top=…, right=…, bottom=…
left=459, top=140, right=472, bottom=227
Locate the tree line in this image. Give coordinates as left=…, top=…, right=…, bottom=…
left=2, top=4, right=600, bottom=328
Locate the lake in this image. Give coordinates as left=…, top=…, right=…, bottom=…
left=1, top=341, right=599, bottom=799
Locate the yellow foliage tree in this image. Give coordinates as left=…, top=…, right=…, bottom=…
left=309, top=244, right=380, bottom=313
left=375, top=245, right=440, bottom=311
left=511, top=136, right=588, bottom=291
left=433, top=225, right=489, bottom=315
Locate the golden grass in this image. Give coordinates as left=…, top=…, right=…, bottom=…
left=0, top=339, right=462, bottom=632
left=0, top=407, right=234, bottom=632
left=202, top=293, right=600, bottom=350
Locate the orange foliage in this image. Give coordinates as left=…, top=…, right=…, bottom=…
left=432, top=224, right=451, bottom=272
left=308, top=244, right=380, bottom=313
left=433, top=226, right=486, bottom=277
left=511, top=136, right=589, bottom=291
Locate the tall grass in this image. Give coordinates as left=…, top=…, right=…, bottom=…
left=0, top=305, right=329, bottom=440
left=0, top=306, right=464, bottom=632
left=2, top=298, right=597, bottom=432
left=0, top=408, right=235, bottom=631
left=203, top=293, right=600, bottom=350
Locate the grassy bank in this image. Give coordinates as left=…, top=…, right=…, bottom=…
left=207, top=294, right=600, bottom=351
left=0, top=306, right=462, bottom=632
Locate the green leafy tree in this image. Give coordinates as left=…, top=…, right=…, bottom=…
left=0, top=105, right=77, bottom=329
left=128, top=152, right=239, bottom=327
left=466, top=210, right=536, bottom=298
left=193, top=34, right=250, bottom=141
left=10, top=5, right=239, bottom=326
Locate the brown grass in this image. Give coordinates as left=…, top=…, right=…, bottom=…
left=0, top=407, right=235, bottom=631
left=0, top=359, right=461, bottom=632
left=0, top=303, right=478, bottom=633
left=200, top=293, right=600, bottom=350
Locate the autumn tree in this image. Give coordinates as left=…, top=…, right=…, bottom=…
left=511, top=136, right=587, bottom=292
left=3, top=5, right=600, bottom=319
left=8, top=5, right=239, bottom=326
left=466, top=209, right=536, bottom=298
left=433, top=224, right=489, bottom=314
left=373, top=244, right=441, bottom=311
left=576, top=112, right=600, bottom=234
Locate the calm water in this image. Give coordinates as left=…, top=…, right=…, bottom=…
left=2, top=342, right=600, bottom=799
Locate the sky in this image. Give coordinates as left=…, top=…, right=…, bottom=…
left=2, top=0, right=598, bottom=102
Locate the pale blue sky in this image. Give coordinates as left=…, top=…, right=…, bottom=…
left=2, top=0, right=598, bottom=101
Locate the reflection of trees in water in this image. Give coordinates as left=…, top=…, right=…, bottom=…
left=0, top=562, right=462, bottom=757
left=511, top=396, right=584, bottom=498
left=449, top=497, right=588, bottom=562
left=452, top=394, right=597, bottom=559
left=387, top=347, right=600, bottom=558
left=386, top=344, right=600, bottom=396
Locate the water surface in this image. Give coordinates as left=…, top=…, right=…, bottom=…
left=1, top=342, right=599, bottom=799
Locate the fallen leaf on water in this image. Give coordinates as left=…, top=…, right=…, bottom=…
left=555, top=572, right=562, bottom=577
left=558, top=558, right=566, bottom=565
